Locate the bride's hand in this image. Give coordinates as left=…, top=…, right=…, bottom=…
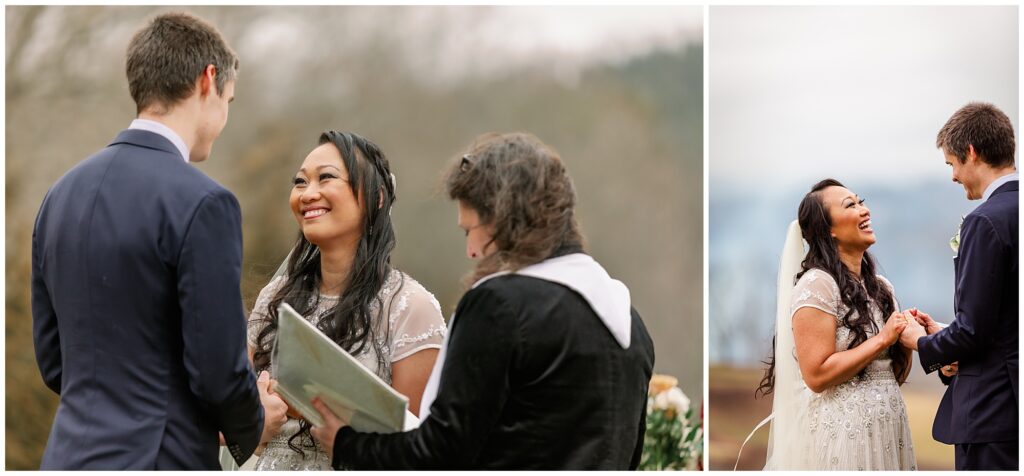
left=880, top=312, right=908, bottom=345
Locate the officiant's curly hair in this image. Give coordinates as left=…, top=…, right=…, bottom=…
left=252, top=131, right=400, bottom=455
left=446, top=132, right=586, bottom=285
left=757, top=179, right=908, bottom=398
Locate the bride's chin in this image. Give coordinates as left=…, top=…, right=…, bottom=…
left=302, top=231, right=326, bottom=247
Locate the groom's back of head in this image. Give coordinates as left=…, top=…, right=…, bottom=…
left=936, top=102, right=1016, bottom=169
left=125, top=12, right=238, bottom=115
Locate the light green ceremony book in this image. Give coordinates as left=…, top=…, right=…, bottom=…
left=272, top=302, right=410, bottom=432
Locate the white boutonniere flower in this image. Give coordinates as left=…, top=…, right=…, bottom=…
left=950, top=215, right=965, bottom=254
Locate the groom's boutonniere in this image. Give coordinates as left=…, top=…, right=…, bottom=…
left=949, top=215, right=965, bottom=254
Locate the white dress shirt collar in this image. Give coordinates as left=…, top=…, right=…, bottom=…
left=128, top=119, right=190, bottom=163
left=983, top=171, right=1018, bottom=202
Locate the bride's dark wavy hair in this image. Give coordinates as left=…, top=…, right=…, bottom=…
left=756, top=179, right=907, bottom=398
left=445, top=132, right=586, bottom=286
left=251, top=130, right=402, bottom=455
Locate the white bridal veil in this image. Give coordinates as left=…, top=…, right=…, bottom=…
left=735, top=220, right=814, bottom=470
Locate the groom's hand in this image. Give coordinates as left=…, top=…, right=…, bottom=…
left=909, top=309, right=944, bottom=335
left=898, top=311, right=927, bottom=350
left=269, top=380, right=304, bottom=420
left=940, top=362, right=959, bottom=377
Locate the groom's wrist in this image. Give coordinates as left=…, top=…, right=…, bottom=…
left=915, top=334, right=928, bottom=351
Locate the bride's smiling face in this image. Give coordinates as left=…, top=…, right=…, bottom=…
left=290, top=144, right=365, bottom=247
left=821, top=185, right=876, bottom=251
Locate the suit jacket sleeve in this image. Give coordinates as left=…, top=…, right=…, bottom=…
left=918, top=214, right=1005, bottom=373
left=332, top=285, right=517, bottom=469
left=176, top=189, right=264, bottom=464
left=31, top=211, right=62, bottom=394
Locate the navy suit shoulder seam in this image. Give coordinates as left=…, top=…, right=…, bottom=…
left=82, top=146, right=123, bottom=330
left=174, top=189, right=229, bottom=266
left=966, top=211, right=1007, bottom=250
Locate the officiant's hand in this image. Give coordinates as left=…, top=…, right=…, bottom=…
left=310, top=396, right=349, bottom=462
left=257, top=371, right=288, bottom=447
left=897, top=311, right=927, bottom=350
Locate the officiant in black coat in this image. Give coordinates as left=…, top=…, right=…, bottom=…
left=309, top=132, right=656, bottom=470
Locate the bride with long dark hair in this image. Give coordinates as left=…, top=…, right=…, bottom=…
left=246, top=131, right=446, bottom=470
left=752, top=178, right=917, bottom=470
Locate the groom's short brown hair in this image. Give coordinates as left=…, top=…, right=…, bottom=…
left=936, top=102, right=1016, bottom=168
left=126, top=12, right=238, bottom=114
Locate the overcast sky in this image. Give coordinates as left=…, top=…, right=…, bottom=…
left=710, top=6, right=1018, bottom=191
left=464, top=6, right=703, bottom=61
left=236, top=6, right=704, bottom=88
left=412, top=6, right=704, bottom=85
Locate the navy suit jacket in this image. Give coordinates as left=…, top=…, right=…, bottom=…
left=918, top=180, right=1018, bottom=445
left=31, top=129, right=264, bottom=469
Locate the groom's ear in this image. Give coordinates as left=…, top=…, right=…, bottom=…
left=197, top=64, right=217, bottom=98
left=966, top=144, right=980, bottom=164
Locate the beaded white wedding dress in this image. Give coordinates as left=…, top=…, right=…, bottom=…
left=246, top=269, right=446, bottom=470
left=789, top=268, right=917, bottom=470
left=756, top=221, right=916, bottom=471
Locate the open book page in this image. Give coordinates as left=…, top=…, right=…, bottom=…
left=273, top=303, right=409, bottom=433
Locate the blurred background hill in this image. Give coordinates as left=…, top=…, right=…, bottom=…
left=6, top=5, right=703, bottom=468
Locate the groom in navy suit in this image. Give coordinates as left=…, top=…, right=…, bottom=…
left=31, top=12, right=287, bottom=469
left=900, top=102, right=1018, bottom=471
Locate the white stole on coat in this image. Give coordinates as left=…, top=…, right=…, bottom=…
left=415, top=253, right=631, bottom=422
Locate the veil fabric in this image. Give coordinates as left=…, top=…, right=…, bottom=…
left=735, top=220, right=815, bottom=470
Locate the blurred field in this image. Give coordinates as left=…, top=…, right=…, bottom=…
left=709, top=365, right=954, bottom=470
